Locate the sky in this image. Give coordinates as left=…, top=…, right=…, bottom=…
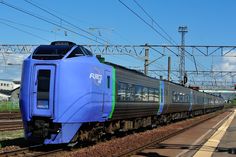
left=0, top=0, right=236, bottom=45
left=0, top=0, right=235, bottom=87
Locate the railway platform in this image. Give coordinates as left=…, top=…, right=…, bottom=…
left=132, top=109, right=236, bottom=157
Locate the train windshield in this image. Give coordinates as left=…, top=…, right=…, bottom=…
left=32, top=45, right=73, bottom=60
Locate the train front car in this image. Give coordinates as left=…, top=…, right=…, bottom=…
left=19, top=41, right=114, bottom=144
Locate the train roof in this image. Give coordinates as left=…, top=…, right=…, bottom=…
left=104, top=61, right=145, bottom=76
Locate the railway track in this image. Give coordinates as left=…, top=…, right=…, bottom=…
left=0, top=112, right=21, bottom=120
left=0, top=110, right=230, bottom=157
left=0, top=120, right=23, bottom=131
left=114, top=110, right=231, bottom=157
left=0, top=112, right=22, bottom=131
left=0, top=144, right=64, bottom=157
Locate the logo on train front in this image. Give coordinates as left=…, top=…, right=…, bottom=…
left=89, top=67, right=102, bottom=86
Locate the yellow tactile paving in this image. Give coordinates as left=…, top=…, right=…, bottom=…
left=193, top=110, right=236, bottom=157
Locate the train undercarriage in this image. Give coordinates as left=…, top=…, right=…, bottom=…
left=70, top=107, right=222, bottom=144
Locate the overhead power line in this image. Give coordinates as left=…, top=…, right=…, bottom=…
left=0, top=0, right=104, bottom=44
left=133, top=0, right=177, bottom=45
left=118, top=0, right=210, bottom=72
left=23, top=0, right=110, bottom=44
left=118, top=0, right=175, bottom=45
left=0, top=18, right=51, bottom=33
left=0, top=21, right=50, bottom=42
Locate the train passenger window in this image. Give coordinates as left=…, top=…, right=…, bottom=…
left=154, top=89, right=159, bottom=102
left=117, top=82, right=127, bottom=101
left=186, top=95, right=190, bottom=103
left=149, top=88, right=155, bottom=101
left=172, top=91, right=176, bottom=102
left=135, top=86, right=142, bottom=101
left=208, top=98, right=211, bottom=104
left=107, top=76, right=110, bottom=89
left=179, top=94, right=183, bottom=102
left=204, top=98, right=207, bottom=105
left=143, top=87, right=148, bottom=101
left=126, top=84, right=135, bottom=101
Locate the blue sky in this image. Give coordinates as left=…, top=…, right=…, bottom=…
left=0, top=0, right=236, bottom=83
left=0, top=0, right=236, bottom=45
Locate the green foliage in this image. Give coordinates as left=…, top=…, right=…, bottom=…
left=232, top=98, right=236, bottom=105
left=0, top=101, right=20, bottom=112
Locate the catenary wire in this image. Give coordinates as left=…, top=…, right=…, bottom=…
left=0, top=21, right=50, bottom=42
left=25, top=0, right=135, bottom=45
left=118, top=0, right=175, bottom=45
left=24, top=0, right=110, bottom=44
left=133, top=0, right=177, bottom=45
left=118, top=0, right=210, bottom=72
left=0, top=17, right=51, bottom=33
left=0, top=1, right=104, bottom=44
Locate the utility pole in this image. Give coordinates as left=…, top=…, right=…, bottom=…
left=178, top=26, right=188, bottom=85
left=144, top=43, right=149, bottom=75
left=168, top=56, right=171, bottom=81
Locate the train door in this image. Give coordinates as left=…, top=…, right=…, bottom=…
left=102, top=70, right=112, bottom=118
left=31, top=65, right=55, bottom=117
left=157, top=81, right=164, bottom=115
left=189, top=90, right=193, bottom=111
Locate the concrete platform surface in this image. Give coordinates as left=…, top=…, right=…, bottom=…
left=212, top=109, right=236, bottom=157
left=132, top=110, right=234, bottom=157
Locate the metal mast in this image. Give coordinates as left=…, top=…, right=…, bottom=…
left=144, top=44, right=149, bottom=75
left=178, top=26, right=188, bottom=84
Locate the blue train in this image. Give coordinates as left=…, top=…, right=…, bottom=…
left=19, top=41, right=224, bottom=145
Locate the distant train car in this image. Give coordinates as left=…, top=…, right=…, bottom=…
left=19, top=41, right=224, bottom=145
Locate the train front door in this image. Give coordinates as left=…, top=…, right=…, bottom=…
left=31, top=65, right=55, bottom=117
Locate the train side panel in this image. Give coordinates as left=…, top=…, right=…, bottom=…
left=110, top=67, right=160, bottom=120
left=164, top=82, right=190, bottom=114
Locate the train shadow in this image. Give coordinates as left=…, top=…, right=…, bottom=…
left=0, top=137, right=28, bottom=148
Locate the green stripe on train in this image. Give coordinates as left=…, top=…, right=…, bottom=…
left=109, top=68, right=116, bottom=119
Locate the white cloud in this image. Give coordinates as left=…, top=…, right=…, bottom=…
left=217, top=51, right=236, bottom=71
